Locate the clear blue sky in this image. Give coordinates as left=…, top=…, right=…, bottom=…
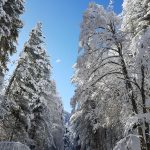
left=10, top=0, right=123, bottom=112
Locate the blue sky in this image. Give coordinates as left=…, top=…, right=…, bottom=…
left=10, top=0, right=123, bottom=112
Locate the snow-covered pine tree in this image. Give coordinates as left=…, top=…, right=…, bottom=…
left=0, top=0, right=24, bottom=71
left=0, top=0, right=24, bottom=91
left=1, top=23, right=57, bottom=149
left=0, top=0, right=25, bottom=144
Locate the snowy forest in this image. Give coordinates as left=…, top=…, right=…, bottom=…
left=0, top=0, right=150, bottom=150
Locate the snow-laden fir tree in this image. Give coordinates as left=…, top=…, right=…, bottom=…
left=0, top=23, right=62, bottom=150
left=0, top=0, right=24, bottom=71
left=0, top=0, right=25, bottom=144
left=0, top=0, right=24, bottom=92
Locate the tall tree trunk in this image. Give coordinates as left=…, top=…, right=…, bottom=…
left=0, top=67, right=4, bottom=92
left=141, top=65, right=150, bottom=150
left=117, top=44, right=138, bottom=114
left=117, top=44, right=147, bottom=150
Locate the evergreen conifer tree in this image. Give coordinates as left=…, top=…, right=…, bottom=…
left=2, top=23, right=56, bottom=149
left=0, top=0, right=24, bottom=70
